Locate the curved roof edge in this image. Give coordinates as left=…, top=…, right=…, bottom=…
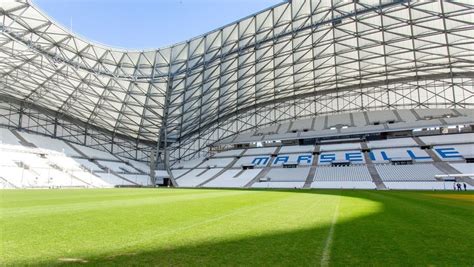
left=29, top=0, right=290, bottom=53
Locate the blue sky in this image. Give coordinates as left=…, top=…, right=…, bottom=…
left=33, top=0, right=284, bottom=50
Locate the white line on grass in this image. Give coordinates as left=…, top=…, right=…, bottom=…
left=320, top=193, right=341, bottom=267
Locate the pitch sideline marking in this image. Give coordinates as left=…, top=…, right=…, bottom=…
left=320, top=194, right=341, bottom=267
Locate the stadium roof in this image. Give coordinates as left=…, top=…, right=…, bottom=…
left=0, top=0, right=165, bottom=142
left=1, top=0, right=473, bottom=160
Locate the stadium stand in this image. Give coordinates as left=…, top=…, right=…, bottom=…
left=2, top=107, right=473, bottom=191
left=264, top=168, right=311, bottom=182
left=0, top=129, right=157, bottom=188
left=383, top=182, right=452, bottom=190
left=311, top=181, right=376, bottom=189
left=215, top=109, right=473, bottom=145
left=205, top=169, right=262, bottom=188
left=375, top=164, right=441, bottom=181
left=252, top=182, right=305, bottom=189
left=313, top=166, right=372, bottom=182
left=175, top=168, right=223, bottom=187
left=310, top=166, right=376, bottom=189
left=170, top=109, right=473, bottom=190
left=1, top=0, right=474, bottom=194
left=367, top=138, right=417, bottom=149
left=420, top=133, right=474, bottom=145
left=450, top=163, right=474, bottom=177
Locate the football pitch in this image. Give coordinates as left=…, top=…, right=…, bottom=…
left=1, top=188, right=473, bottom=266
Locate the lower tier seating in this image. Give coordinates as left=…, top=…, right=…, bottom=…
left=450, top=163, right=474, bottom=176
left=252, top=182, right=305, bottom=189
left=205, top=169, right=262, bottom=188
left=0, top=129, right=156, bottom=189
left=175, top=168, right=223, bottom=187
left=311, top=181, right=376, bottom=189
left=265, top=168, right=310, bottom=182
left=375, top=164, right=443, bottom=181
left=313, top=166, right=372, bottom=181
left=383, top=181, right=472, bottom=190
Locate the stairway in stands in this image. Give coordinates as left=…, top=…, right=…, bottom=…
left=303, top=145, right=320, bottom=188
left=412, top=136, right=442, bottom=162
left=197, top=149, right=247, bottom=187
left=412, top=136, right=474, bottom=186
left=244, top=146, right=281, bottom=188
left=10, top=130, right=37, bottom=148
left=65, top=142, right=140, bottom=186
left=0, top=176, right=19, bottom=189
left=361, top=142, right=387, bottom=189
left=48, top=162, right=97, bottom=188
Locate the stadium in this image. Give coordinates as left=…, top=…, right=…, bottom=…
left=1, top=0, right=473, bottom=265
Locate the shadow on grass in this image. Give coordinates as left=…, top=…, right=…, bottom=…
left=21, top=189, right=474, bottom=266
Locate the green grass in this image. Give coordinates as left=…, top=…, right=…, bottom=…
left=1, top=188, right=473, bottom=266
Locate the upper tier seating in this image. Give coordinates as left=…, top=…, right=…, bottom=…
left=278, top=145, right=314, bottom=154
left=327, top=113, right=351, bottom=128
left=290, top=118, right=314, bottom=132
left=397, top=110, right=417, bottom=122
left=367, top=138, right=417, bottom=149
left=20, top=132, right=80, bottom=157
left=416, top=109, right=458, bottom=119
left=367, top=110, right=398, bottom=124
left=421, top=133, right=474, bottom=145
left=256, top=124, right=279, bottom=135
left=216, top=109, right=473, bottom=146
left=244, top=147, right=277, bottom=156
left=375, top=164, right=443, bottom=181
left=320, top=143, right=361, bottom=152
left=71, top=144, right=118, bottom=161
left=212, top=149, right=245, bottom=157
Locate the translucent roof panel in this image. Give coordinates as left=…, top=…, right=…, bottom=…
left=1, top=0, right=473, bottom=150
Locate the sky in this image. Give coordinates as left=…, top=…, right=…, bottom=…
left=33, top=0, right=284, bottom=50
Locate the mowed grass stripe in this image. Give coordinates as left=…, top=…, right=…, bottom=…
left=1, top=189, right=473, bottom=266
left=0, top=189, right=257, bottom=218
left=1, top=189, right=348, bottom=266
left=98, top=191, right=344, bottom=266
